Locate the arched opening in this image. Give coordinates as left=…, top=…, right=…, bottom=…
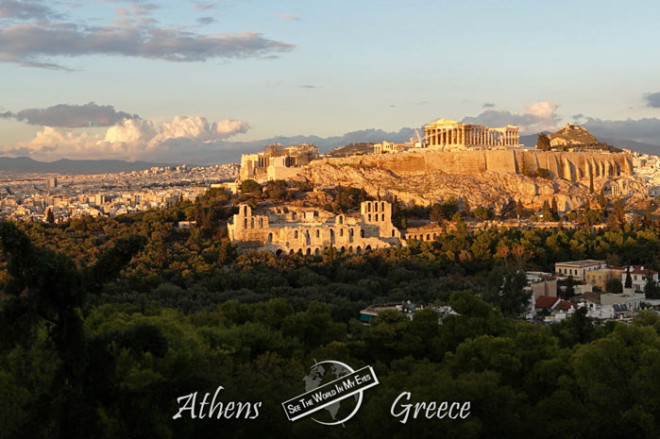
left=366, top=245, right=372, bottom=251
left=349, top=229, right=354, bottom=237
left=243, top=206, right=248, bottom=215
left=381, top=201, right=385, bottom=211
left=297, top=249, right=303, bottom=255
left=340, top=229, right=344, bottom=237
left=243, top=218, right=247, bottom=228
left=330, top=229, right=335, bottom=242
left=356, top=246, right=361, bottom=254
left=289, top=249, right=294, bottom=255
left=381, top=214, right=385, bottom=221
left=294, top=230, right=299, bottom=239
left=314, top=248, right=320, bottom=256
left=360, top=230, right=365, bottom=238
left=339, top=215, right=344, bottom=224
left=275, top=249, right=283, bottom=256
left=306, top=248, right=311, bottom=255
left=374, top=203, right=379, bottom=212
left=349, top=246, right=353, bottom=253
left=268, top=233, right=273, bottom=243
left=368, top=214, right=371, bottom=221
left=426, top=234, right=430, bottom=240
left=259, top=218, right=263, bottom=228
left=340, top=246, right=345, bottom=252
left=391, top=230, right=395, bottom=237
left=250, top=218, right=254, bottom=228
left=316, top=229, right=320, bottom=238
left=367, top=203, right=371, bottom=212
left=433, top=233, right=437, bottom=239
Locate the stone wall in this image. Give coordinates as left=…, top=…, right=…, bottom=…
left=310, top=149, right=633, bottom=183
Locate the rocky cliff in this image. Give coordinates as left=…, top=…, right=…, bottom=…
left=300, top=149, right=641, bottom=212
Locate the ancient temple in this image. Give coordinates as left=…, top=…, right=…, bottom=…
left=424, top=119, right=519, bottom=149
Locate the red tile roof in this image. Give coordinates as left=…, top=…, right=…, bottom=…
left=535, top=296, right=560, bottom=309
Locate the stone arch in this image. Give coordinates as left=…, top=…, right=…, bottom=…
left=366, top=245, right=372, bottom=251
left=338, top=215, right=344, bottom=224
left=356, top=246, right=362, bottom=254
left=340, top=246, right=346, bottom=252
left=259, top=218, right=264, bottom=228
left=314, top=248, right=320, bottom=256
left=349, top=228, right=354, bottom=237
left=250, top=217, right=254, bottom=228
left=360, top=229, right=365, bottom=238
left=289, top=249, right=294, bottom=255
left=392, top=230, right=396, bottom=237
left=297, top=248, right=303, bottom=255
left=275, top=249, right=283, bottom=256
left=433, top=233, right=437, bottom=239
left=349, top=246, right=354, bottom=253
left=268, top=233, right=273, bottom=243
left=306, top=248, right=311, bottom=255
left=381, top=201, right=385, bottom=212
left=374, top=202, right=379, bottom=212
left=305, top=230, right=311, bottom=245
left=426, top=234, right=431, bottom=240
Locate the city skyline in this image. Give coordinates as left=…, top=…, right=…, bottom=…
left=1, top=0, right=660, bottom=164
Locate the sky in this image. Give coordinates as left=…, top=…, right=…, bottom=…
left=1, top=0, right=660, bottom=164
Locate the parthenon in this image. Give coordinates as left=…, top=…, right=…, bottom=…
left=424, top=119, right=519, bottom=149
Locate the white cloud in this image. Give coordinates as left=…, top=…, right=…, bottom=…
left=462, top=101, right=561, bottom=134
left=2, top=114, right=251, bottom=162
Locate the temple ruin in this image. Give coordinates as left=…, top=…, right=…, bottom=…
left=239, top=143, right=319, bottom=183
left=424, top=119, right=519, bottom=149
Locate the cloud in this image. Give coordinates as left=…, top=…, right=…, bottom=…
left=0, top=8, right=294, bottom=69
left=0, top=1, right=60, bottom=20
left=298, top=84, right=319, bottom=89
left=580, top=117, right=660, bottom=145
left=3, top=102, right=139, bottom=127
left=482, top=102, right=495, bottom=108
left=644, top=92, right=660, bottom=108
left=462, top=101, right=560, bottom=134
left=281, top=13, right=301, bottom=21
left=1, top=114, right=252, bottom=162
left=193, top=1, right=219, bottom=11
left=197, top=16, right=216, bottom=25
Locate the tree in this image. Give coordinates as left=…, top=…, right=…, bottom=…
left=625, top=266, right=633, bottom=289
left=536, top=133, right=551, bottom=151
left=515, top=200, right=524, bottom=219
left=239, top=179, right=262, bottom=196
left=606, top=278, right=623, bottom=294
left=542, top=200, right=553, bottom=221
left=46, top=208, right=55, bottom=224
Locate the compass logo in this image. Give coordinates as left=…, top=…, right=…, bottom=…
left=282, top=360, right=379, bottom=426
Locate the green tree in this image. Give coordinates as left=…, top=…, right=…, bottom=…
left=536, top=133, right=551, bottom=151
left=46, top=208, right=55, bottom=224
left=239, top=179, right=263, bottom=196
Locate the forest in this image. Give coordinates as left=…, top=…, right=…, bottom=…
left=3, top=185, right=660, bottom=438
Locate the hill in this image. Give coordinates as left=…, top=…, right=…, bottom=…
left=0, top=157, right=173, bottom=174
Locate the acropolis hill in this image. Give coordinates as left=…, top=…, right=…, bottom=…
left=238, top=120, right=645, bottom=213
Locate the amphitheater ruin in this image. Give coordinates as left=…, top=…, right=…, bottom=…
left=227, top=200, right=420, bottom=254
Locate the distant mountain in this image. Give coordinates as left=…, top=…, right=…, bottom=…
left=0, top=157, right=174, bottom=174
left=598, top=138, right=660, bottom=155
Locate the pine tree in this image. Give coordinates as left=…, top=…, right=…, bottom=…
left=46, top=208, right=55, bottom=224
left=536, top=133, right=551, bottom=151
left=515, top=200, right=524, bottom=219
left=625, top=266, right=633, bottom=289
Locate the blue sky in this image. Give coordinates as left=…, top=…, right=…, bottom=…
left=1, top=0, right=660, bottom=163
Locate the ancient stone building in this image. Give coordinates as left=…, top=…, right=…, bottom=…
left=227, top=200, right=405, bottom=255
left=239, top=143, right=319, bottom=183
left=424, top=119, right=519, bottom=149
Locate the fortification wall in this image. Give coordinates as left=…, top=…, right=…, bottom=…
left=312, top=150, right=633, bottom=182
